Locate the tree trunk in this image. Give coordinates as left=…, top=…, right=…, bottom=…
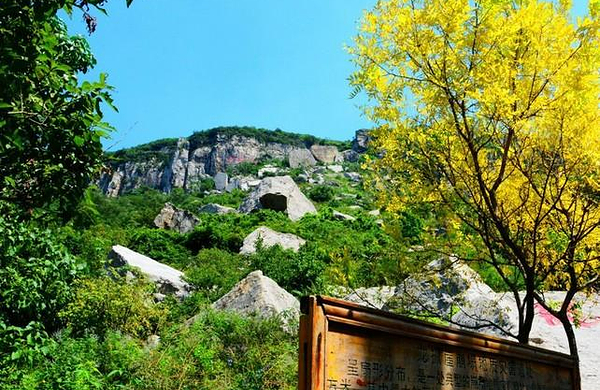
left=560, top=314, right=582, bottom=390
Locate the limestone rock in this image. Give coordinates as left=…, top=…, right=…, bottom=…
left=310, top=145, right=342, bottom=164
left=153, top=203, right=200, bottom=234
left=332, top=210, right=356, bottom=221
left=238, top=176, right=316, bottom=221
left=344, top=172, right=361, bottom=182
left=342, top=149, right=360, bottom=163
left=288, top=148, right=317, bottom=168
left=109, top=245, right=189, bottom=298
left=212, top=270, right=300, bottom=327
left=344, top=286, right=396, bottom=310
left=385, top=258, right=511, bottom=336
left=240, top=226, right=306, bottom=255
left=161, top=138, right=189, bottom=192
left=198, top=203, right=237, bottom=214
left=352, top=129, right=370, bottom=153
left=327, top=165, right=344, bottom=173
left=258, top=166, right=281, bottom=178
left=214, top=172, right=228, bottom=191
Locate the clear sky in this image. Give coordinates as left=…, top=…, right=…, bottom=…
left=63, top=1, right=590, bottom=150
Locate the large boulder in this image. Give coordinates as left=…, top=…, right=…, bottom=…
left=153, top=203, right=200, bottom=234
left=288, top=148, right=317, bottom=168
left=109, top=245, right=189, bottom=299
left=238, top=176, right=316, bottom=221
left=385, top=258, right=511, bottom=336
left=352, top=129, right=371, bottom=153
left=214, top=172, right=228, bottom=191
left=240, top=226, right=306, bottom=255
left=198, top=203, right=237, bottom=214
left=212, top=270, right=300, bottom=328
left=343, top=286, right=396, bottom=310
left=310, top=145, right=342, bottom=164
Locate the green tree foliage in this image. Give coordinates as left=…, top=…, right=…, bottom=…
left=0, top=1, right=124, bottom=218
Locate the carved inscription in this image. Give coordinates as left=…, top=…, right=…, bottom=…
left=325, top=325, right=573, bottom=390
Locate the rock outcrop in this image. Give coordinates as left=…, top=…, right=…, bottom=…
left=153, top=203, right=200, bottom=234
left=198, top=203, right=237, bottom=214
left=212, top=270, right=300, bottom=327
left=238, top=176, right=316, bottom=221
left=239, top=226, right=306, bottom=255
left=310, top=145, right=342, bottom=164
left=288, top=148, right=317, bottom=168
left=109, top=245, right=189, bottom=299
left=352, top=129, right=370, bottom=153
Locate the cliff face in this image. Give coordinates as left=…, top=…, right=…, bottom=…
left=99, top=128, right=365, bottom=196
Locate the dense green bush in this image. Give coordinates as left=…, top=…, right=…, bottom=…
left=308, top=185, right=335, bottom=202
left=132, top=309, right=297, bottom=390
left=184, top=248, right=250, bottom=302
left=59, top=277, right=167, bottom=338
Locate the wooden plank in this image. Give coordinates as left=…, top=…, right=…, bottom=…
left=299, top=295, right=578, bottom=390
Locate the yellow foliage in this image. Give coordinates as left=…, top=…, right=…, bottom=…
left=350, top=0, right=600, bottom=292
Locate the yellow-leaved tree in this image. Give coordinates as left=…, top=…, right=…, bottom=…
left=349, top=0, right=600, bottom=377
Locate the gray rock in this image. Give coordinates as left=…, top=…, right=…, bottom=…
left=344, top=172, right=362, bottom=182
left=288, top=148, right=317, bottom=168
left=258, top=166, right=281, bottom=178
left=352, top=129, right=371, bottom=153
left=342, top=149, right=360, bottom=162
left=344, top=286, right=396, bottom=310
left=310, top=145, right=342, bottom=164
left=240, top=226, right=306, bottom=255
left=198, top=203, right=237, bottom=214
left=368, top=209, right=381, bottom=216
left=295, top=173, right=309, bottom=183
left=332, top=210, right=356, bottom=221
left=212, top=270, right=300, bottom=328
left=214, top=172, right=228, bottom=191
left=327, top=165, right=344, bottom=173
left=385, top=258, right=511, bottom=336
left=153, top=203, right=200, bottom=234
left=238, top=176, right=316, bottom=221
left=109, top=245, right=189, bottom=299
left=161, top=138, right=189, bottom=192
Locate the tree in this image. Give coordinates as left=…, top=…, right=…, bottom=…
left=350, top=0, right=599, bottom=379
left=0, top=0, right=131, bottom=219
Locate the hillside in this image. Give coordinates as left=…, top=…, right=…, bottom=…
left=100, top=126, right=361, bottom=196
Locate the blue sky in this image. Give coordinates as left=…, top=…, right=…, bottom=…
left=63, top=1, right=590, bottom=150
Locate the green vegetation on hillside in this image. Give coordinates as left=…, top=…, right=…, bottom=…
left=106, top=126, right=352, bottom=165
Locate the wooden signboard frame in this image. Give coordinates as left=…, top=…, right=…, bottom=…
left=299, top=295, right=579, bottom=390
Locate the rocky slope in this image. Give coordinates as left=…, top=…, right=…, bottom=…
left=99, top=127, right=369, bottom=197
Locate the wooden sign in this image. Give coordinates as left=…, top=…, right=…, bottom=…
left=299, top=296, right=578, bottom=390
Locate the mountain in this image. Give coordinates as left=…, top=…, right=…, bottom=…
left=99, top=126, right=370, bottom=196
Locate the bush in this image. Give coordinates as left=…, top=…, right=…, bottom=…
left=59, top=277, right=167, bottom=338
left=185, top=248, right=250, bottom=302
left=132, top=309, right=297, bottom=390
left=308, top=185, right=334, bottom=202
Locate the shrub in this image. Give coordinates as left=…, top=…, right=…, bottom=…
left=308, top=185, right=334, bottom=202
left=59, top=277, right=167, bottom=338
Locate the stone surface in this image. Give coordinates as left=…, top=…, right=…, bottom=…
left=352, top=129, right=371, bottom=153
left=343, top=286, right=396, bottom=310
left=258, top=166, right=281, bottom=178
left=198, top=203, right=237, bottom=214
left=288, top=148, right=317, bottom=168
left=327, top=165, right=344, bottom=173
left=214, top=172, right=228, bottom=191
left=342, top=149, right=360, bottom=163
left=153, top=203, right=200, bottom=234
left=368, top=209, right=381, bottom=216
left=332, top=210, right=356, bottom=221
left=109, top=245, right=189, bottom=298
left=239, top=226, right=306, bottom=255
left=344, top=172, right=362, bottom=182
left=310, top=145, right=342, bottom=164
left=212, top=270, right=300, bottom=327
left=238, top=176, right=316, bottom=221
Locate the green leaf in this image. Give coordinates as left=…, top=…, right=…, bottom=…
left=0, top=102, right=11, bottom=109
left=73, top=136, right=84, bottom=147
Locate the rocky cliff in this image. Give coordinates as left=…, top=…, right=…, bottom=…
left=99, top=126, right=368, bottom=196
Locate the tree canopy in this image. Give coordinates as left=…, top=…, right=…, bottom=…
left=350, top=0, right=600, bottom=374
left=0, top=0, right=130, bottom=219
